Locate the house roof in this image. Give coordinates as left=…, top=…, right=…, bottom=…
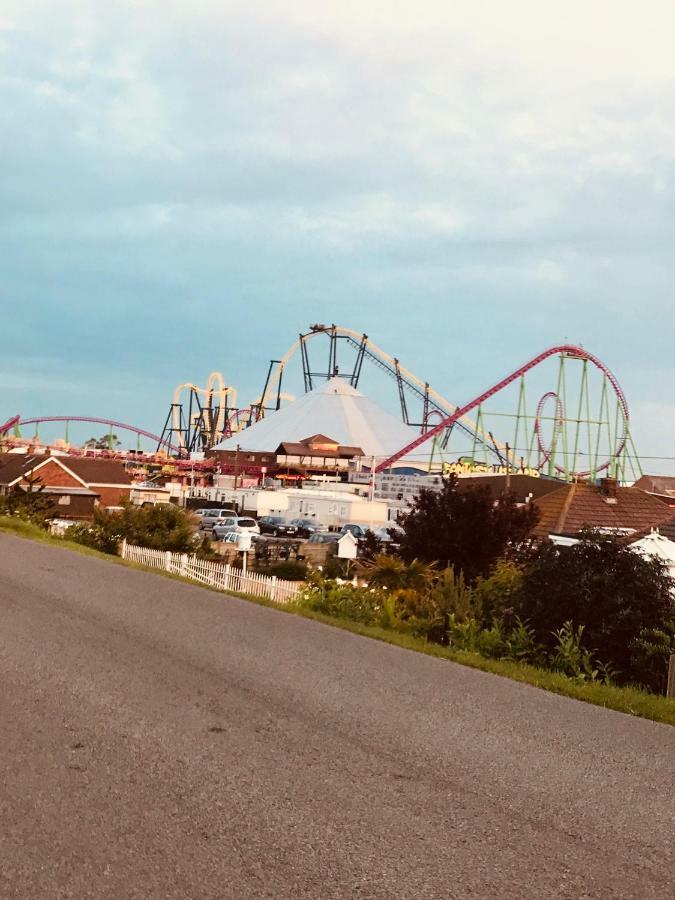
left=0, top=453, right=132, bottom=488
left=58, top=457, right=132, bottom=485
left=633, top=474, right=675, bottom=498
left=0, top=453, right=46, bottom=486
left=213, top=377, right=417, bottom=460
left=532, top=482, right=674, bottom=538
left=35, top=486, right=100, bottom=497
left=276, top=435, right=365, bottom=459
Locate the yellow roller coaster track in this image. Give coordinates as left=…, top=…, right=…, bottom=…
left=258, top=325, right=505, bottom=455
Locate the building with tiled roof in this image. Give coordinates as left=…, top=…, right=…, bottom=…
left=0, top=453, right=132, bottom=509
left=532, top=478, right=675, bottom=540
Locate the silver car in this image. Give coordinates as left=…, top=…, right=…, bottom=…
left=213, top=516, right=261, bottom=540
left=200, top=508, right=237, bottom=531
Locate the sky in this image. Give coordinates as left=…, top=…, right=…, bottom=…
left=2, top=1, right=675, bottom=468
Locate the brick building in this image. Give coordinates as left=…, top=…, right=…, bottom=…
left=0, top=453, right=132, bottom=513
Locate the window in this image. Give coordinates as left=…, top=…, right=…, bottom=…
left=58, top=495, right=71, bottom=505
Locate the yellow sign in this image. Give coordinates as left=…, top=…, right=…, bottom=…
left=442, top=460, right=540, bottom=478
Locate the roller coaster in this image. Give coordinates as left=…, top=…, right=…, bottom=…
left=1, top=324, right=643, bottom=482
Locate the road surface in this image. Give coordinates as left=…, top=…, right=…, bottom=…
left=0, top=533, right=673, bottom=898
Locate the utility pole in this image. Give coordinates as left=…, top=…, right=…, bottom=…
left=667, top=654, right=675, bottom=699
left=233, top=444, right=240, bottom=490
left=505, top=443, right=511, bottom=493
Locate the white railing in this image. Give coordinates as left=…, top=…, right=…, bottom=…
left=119, top=540, right=301, bottom=604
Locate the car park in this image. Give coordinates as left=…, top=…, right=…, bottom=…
left=213, top=516, right=261, bottom=540
left=200, top=508, right=237, bottom=531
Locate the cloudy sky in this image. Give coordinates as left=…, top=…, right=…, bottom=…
left=2, top=1, right=675, bottom=467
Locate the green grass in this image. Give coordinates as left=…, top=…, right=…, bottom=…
left=2, top=514, right=674, bottom=727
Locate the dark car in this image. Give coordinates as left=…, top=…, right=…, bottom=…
left=308, top=532, right=340, bottom=544
left=290, top=518, right=322, bottom=538
left=258, top=516, right=299, bottom=537
left=339, top=523, right=368, bottom=540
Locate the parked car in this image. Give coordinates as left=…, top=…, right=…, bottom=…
left=290, top=518, right=323, bottom=538
left=213, top=516, right=261, bottom=540
left=372, top=524, right=404, bottom=543
left=339, top=523, right=369, bottom=540
left=258, top=515, right=300, bottom=537
left=200, top=508, right=237, bottom=531
left=190, top=508, right=212, bottom=523
left=308, top=532, right=340, bottom=544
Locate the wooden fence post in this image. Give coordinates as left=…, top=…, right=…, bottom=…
left=164, top=551, right=172, bottom=572
left=667, top=654, right=675, bottom=699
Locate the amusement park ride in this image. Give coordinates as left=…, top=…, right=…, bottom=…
left=0, top=324, right=643, bottom=483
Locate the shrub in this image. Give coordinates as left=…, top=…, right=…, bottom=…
left=629, top=621, right=675, bottom=693
left=473, top=560, right=524, bottom=626
left=69, top=503, right=197, bottom=555
left=299, top=575, right=385, bottom=625
left=266, top=561, right=307, bottom=581
left=515, top=533, right=675, bottom=686
left=0, top=478, right=56, bottom=527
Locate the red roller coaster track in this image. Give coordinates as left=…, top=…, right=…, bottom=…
left=1, top=416, right=180, bottom=455
left=375, top=345, right=629, bottom=473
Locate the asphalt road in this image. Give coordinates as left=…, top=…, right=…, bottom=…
left=0, top=534, right=673, bottom=899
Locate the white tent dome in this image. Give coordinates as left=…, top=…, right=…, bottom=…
left=214, top=377, right=417, bottom=461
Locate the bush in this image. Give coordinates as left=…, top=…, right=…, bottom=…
left=299, top=575, right=386, bottom=626
left=0, top=478, right=56, bottom=527
left=266, top=561, right=308, bottom=581
left=514, top=533, right=675, bottom=689
left=69, top=503, right=197, bottom=555
left=473, top=560, right=524, bottom=626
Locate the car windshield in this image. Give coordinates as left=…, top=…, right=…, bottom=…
left=238, top=519, right=257, bottom=527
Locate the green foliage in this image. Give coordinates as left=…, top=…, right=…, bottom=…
left=266, top=561, right=308, bottom=581
left=359, top=529, right=385, bottom=561
left=299, top=575, right=386, bottom=626
left=473, top=560, right=524, bottom=626
left=321, top=557, right=350, bottom=579
left=69, top=503, right=197, bottom=555
left=360, top=554, right=435, bottom=591
left=629, top=621, right=675, bottom=694
left=0, top=477, right=56, bottom=527
left=549, top=621, right=599, bottom=681
left=502, top=618, right=542, bottom=665
left=515, top=533, right=675, bottom=687
left=397, top=474, right=539, bottom=582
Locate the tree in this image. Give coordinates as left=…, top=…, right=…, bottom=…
left=397, top=475, right=539, bottom=583
left=84, top=433, right=121, bottom=450
left=514, top=532, right=675, bottom=688
left=0, top=474, right=56, bottom=525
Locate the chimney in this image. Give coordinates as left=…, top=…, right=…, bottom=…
left=599, top=477, right=618, bottom=503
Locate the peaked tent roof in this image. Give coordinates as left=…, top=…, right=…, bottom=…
left=213, top=378, right=417, bottom=460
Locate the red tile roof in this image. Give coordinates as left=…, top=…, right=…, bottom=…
left=532, top=482, right=674, bottom=538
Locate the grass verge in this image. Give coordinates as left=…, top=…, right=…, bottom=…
left=2, top=515, right=674, bottom=727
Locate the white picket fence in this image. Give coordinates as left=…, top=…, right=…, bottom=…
left=119, top=541, right=301, bottom=604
